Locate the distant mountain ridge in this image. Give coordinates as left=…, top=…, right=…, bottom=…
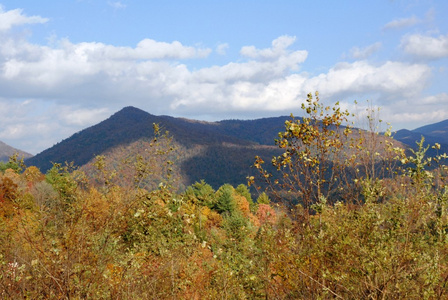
left=25, top=106, right=287, bottom=188
left=0, top=140, right=33, bottom=162
left=26, top=106, right=285, bottom=171
left=393, top=119, right=448, bottom=155
left=24, top=106, right=448, bottom=188
left=412, top=119, right=448, bottom=145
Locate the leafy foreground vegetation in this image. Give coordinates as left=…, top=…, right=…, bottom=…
left=1, top=93, right=448, bottom=299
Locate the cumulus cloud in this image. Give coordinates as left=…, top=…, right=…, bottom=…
left=0, top=6, right=48, bottom=31
left=240, top=36, right=303, bottom=60
left=369, top=91, right=448, bottom=132
left=0, top=36, right=212, bottom=98
left=388, top=110, right=448, bottom=129
left=0, top=99, right=55, bottom=153
left=304, top=61, right=430, bottom=98
left=401, top=33, right=448, bottom=60
left=135, top=39, right=211, bottom=59
left=169, top=59, right=430, bottom=119
left=169, top=36, right=308, bottom=111
left=383, top=16, right=419, bottom=31
left=0, top=98, right=112, bottom=154
left=420, top=93, right=448, bottom=105
left=58, top=107, right=111, bottom=126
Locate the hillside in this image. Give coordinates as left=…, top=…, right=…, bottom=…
left=412, top=119, right=448, bottom=145
left=25, top=106, right=284, bottom=189
left=393, top=119, right=448, bottom=156
left=25, top=107, right=260, bottom=170
left=216, top=116, right=289, bottom=145
left=25, top=106, right=448, bottom=189
left=0, top=140, right=33, bottom=162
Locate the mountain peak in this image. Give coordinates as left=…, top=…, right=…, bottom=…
left=118, top=106, right=147, bottom=113
left=24, top=106, right=281, bottom=173
left=112, top=106, right=153, bottom=119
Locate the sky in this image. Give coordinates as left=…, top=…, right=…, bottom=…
left=0, top=0, right=447, bottom=155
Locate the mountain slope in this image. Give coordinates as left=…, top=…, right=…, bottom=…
left=25, top=107, right=283, bottom=189
left=26, top=106, right=157, bottom=172
left=393, top=129, right=443, bottom=147
left=412, top=119, right=448, bottom=145
left=393, top=118, right=448, bottom=156
left=25, top=106, right=448, bottom=189
left=216, top=116, right=290, bottom=145
left=0, top=140, right=33, bottom=162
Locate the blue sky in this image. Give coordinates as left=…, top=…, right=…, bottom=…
left=0, top=0, right=447, bottom=154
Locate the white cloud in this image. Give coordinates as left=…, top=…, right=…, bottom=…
left=349, top=42, right=382, bottom=59
left=59, top=38, right=211, bottom=62
left=0, top=99, right=111, bottom=154
left=0, top=37, right=212, bottom=95
left=169, top=59, right=430, bottom=118
left=369, top=91, right=448, bottom=132
left=240, top=35, right=301, bottom=60
left=169, top=37, right=308, bottom=111
left=420, top=93, right=448, bottom=105
left=401, top=33, right=448, bottom=60
left=0, top=123, right=29, bottom=139
left=0, top=6, right=48, bottom=31
left=304, top=61, right=430, bottom=99
left=0, top=23, right=440, bottom=154
left=389, top=110, right=448, bottom=128
left=383, top=16, right=419, bottom=30
left=0, top=99, right=56, bottom=153
left=135, top=39, right=211, bottom=59
left=58, top=107, right=111, bottom=126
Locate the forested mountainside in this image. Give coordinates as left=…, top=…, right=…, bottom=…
left=24, top=105, right=448, bottom=189
left=394, top=129, right=447, bottom=150
left=216, top=116, right=291, bottom=145
left=393, top=121, right=448, bottom=158
left=25, top=107, right=258, bottom=171
left=25, top=106, right=285, bottom=189
left=412, top=118, right=448, bottom=144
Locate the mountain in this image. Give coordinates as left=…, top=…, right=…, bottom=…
left=216, top=116, right=290, bottom=145
left=393, top=129, right=444, bottom=147
left=25, top=106, right=285, bottom=189
left=412, top=119, right=448, bottom=145
left=393, top=119, right=448, bottom=156
left=25, top=106, right=448, bottom=190
left=25, top=107, right=253, bottom=171
left=0, top=140, right=33, bottom=162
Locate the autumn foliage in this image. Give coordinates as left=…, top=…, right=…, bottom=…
left=1, top=95, right=448, bottom=299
